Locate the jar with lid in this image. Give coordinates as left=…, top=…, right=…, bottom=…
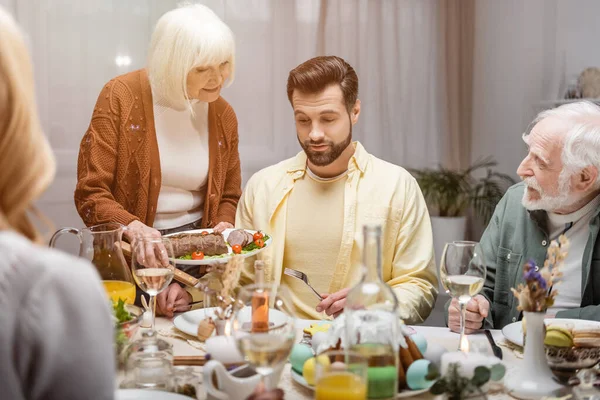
left=125, top=330, right=174, bottom=390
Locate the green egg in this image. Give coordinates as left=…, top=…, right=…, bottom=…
left=410, top=332, right=428, bottom=354
left=406, top=359, right=435, bottom=390
left=289, top=344, right=314, bottom=374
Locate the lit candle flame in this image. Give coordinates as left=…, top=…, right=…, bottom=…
left=224, top=321, right=232, bottom=336
left=460, top=335, right=470, bottom=352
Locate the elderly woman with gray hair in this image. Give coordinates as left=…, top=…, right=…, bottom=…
left=0, top=6, right=114, bottom=399
left=75, top=3, right=242, bottom=316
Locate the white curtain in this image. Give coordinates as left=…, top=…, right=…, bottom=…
left=2, top=0, right=444, bottom=228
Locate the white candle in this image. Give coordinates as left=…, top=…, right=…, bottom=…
left=440, top=352, right=492, bottom=379
left=205, top=335, right=244, bottom=364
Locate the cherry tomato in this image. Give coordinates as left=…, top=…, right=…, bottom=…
left=232, top=244, right=242, bottom=254
left=254, top=239, right=265, bottom=248
left=191, top=251, right=204, bottom=260
left=253, top=231, right=264, bottom=241
left=201, top=231, right=209, bottom=236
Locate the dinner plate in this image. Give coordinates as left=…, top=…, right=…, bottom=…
left=501, top=318, right=600, bottom=347
left=165, top=228, right=272, bottom=265
left=173, top=306, right=289, bottom=337
left=116, top=389, right=192, bottom=400
left=290, top=369, right=429, bottom=398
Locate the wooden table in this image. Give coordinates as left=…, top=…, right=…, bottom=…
left=126, top=317, right=531, bottom=399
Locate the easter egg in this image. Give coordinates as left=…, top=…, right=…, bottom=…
left=330, top=361, right=346, bottom=372
left=410, top=332, right=428, bottom=354
left=303, top=355, right=330, bottom=386
left=406, top=359, right=435, bottom=390
left=289, top=343, right=314, bottom=374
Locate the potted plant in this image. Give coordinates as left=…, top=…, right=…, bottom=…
left=410, top=158, right=515, bottom=263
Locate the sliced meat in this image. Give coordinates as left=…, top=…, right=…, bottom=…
left=227, top=229, right=254, bottom=248
left=169, top=232, right=228, bottom=257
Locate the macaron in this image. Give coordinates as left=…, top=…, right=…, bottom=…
left=544, top=325, right=574, bottom=347
left=572, top=328, right=600, bottom=348
left=303, top=323, right=331, bottom=336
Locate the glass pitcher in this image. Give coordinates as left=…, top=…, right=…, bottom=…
left=49, top=222, right=136, bottom=304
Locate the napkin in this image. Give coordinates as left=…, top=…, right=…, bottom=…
left=498, top=338, right=524, bottom=359
left=158, top=326, right=207, bottom=352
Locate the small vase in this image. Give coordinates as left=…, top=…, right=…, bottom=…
left=504, top=311, right=564, bottom=399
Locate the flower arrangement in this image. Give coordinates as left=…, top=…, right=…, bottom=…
left=427, top=362, right=505, bottom=400
left=197, top=255, right=244, bottom=340
left=511, top=235, right=569, bottom=312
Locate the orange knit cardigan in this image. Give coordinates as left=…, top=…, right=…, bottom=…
left=74, top=69, right=242, bottom=229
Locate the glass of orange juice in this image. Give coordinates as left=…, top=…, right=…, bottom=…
left=315, top=350, right=368, bottom=400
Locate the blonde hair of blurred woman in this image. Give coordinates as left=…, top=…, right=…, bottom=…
left=147, top=2, right=236, bottom=110
left=0, top=6, right=55, bottom=242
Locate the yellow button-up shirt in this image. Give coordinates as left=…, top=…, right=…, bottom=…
left=236, top=142, right=438, bottom=324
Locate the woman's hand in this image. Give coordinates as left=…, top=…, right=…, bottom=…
left=213, top=221, right=234, bottom=233
left=125, top=220, right=169, bottom=267
left=125, top=220, right=161, bottom=241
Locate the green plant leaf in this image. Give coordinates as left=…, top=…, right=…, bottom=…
left=471, top=366, right=491, bottom=387
left=490, top=363, right=506, bottom=381
left=430, top=379, right=447, bottom=395
left=426, top=362, right=440, bottom=380
left=410, top=157, right=515, bottom=224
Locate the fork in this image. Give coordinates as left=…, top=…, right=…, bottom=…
left=284, top=268, right=323, bottom=301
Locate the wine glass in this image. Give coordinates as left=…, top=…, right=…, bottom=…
left=230, top=283, right=296, bottom=390
left=131, top=236, right=175, bottom=330
left=439, top=241, right=487, bottom=351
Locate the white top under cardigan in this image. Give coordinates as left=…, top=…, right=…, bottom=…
left=152, top=96, right=210, bottom=230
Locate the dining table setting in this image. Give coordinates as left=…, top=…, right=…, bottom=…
left=115, top=313, right=600, bottom=400
left=48, top=223, right=600, bottom=400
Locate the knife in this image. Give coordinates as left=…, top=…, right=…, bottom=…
left=484, top=329, right=503, bottom=359
left=120, top=241, right=202, bottom=288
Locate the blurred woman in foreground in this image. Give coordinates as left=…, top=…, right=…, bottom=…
left=0, top=6, right=115, bottom=400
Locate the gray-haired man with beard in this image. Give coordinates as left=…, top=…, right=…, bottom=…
left=448, top=101, right=600, bottom=333
left=236, top=56, right=438, bottom=323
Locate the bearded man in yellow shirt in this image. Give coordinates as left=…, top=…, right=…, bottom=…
left=236, top=56, right=438, bottom=324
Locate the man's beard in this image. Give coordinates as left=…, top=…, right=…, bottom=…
left=521, top=170, right=575, bottom=212
left=298, top=125, right=352, bottom=167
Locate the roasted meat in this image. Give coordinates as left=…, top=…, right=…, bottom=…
left=227, top=229, right=254, bottom=248
left=169, top=232, right=228, bottom=257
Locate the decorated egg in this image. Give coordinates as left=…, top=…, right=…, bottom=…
left=423, top=342, right=447, bottom=369
left=289, top=344, right=314, bottom=374
left=406, top=359, right=435, bottom=390
left=410, top=332, right=428, bottom=354
left=303, top=355, right=330, bottom=386
left=311, top=331, right=328, bottom=353
left=330, top=361, right=346, bottom=372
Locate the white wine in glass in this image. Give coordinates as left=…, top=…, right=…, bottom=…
left=134, top=268, right=174, bottom=295
left=440, top=241, right=487, bottom=351
left=231, top=283, right=296, bottom=389
left=131, top=236, right=175, bottom=330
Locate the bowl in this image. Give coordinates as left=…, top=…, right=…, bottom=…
left=545, top=345, right=600, bottom=381
left=115, top=304, right=143, bottom=364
